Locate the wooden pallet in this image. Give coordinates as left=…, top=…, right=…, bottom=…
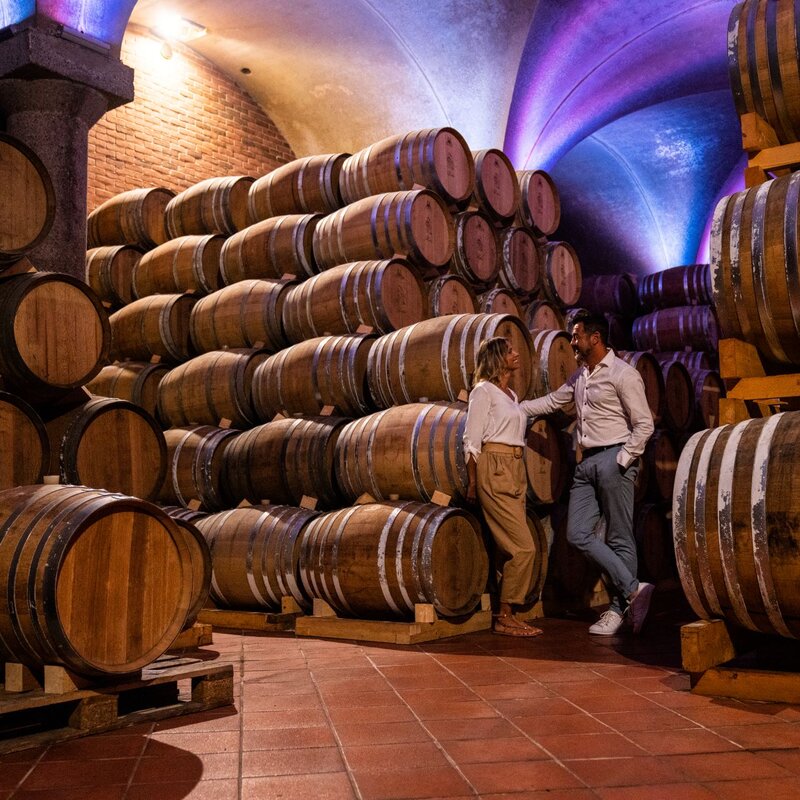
left=681, top=619, right=800, bottom=703
left=294, top=594, right=493, bottom=645
left=167, top=622, right=213, bottom=650
left=197, top=597, right=302, bottom=633
left=0, top=655, right=234, bottom=754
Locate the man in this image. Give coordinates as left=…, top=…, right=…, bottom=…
left=520, top=311, right=655, bottom=635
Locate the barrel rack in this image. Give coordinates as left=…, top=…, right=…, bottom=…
left=741, top=111, right=800, bottom=187
left=0, top=655, right=234, bottom=755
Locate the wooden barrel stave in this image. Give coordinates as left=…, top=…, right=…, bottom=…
left=497, top=227, right=541, bottom=298
left=426, top=274, right=477, bottom=317
left=132, top=234, right=224, bottom=298
left=448, top=210, right=500, bottom=287
left=543, top=241, right=582, bottom=308
left=577, top=274, right=638, bottom=316
left=517, top=170, right=560, bottom=236
left=165, top=176, right=254, bottom=238
left=637, top=264, right=712, bottom=310
left=470, top=148, right=521, bottom=225
left=530, top=329, right=575, bottom=397
left=525, top=417, right=567, bottom=505
left=0, top=391, right=49, bottom=489
left=617, top=351, right=664, bottom=424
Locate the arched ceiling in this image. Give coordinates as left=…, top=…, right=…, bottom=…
left=0, top=0, right=746, bottom=277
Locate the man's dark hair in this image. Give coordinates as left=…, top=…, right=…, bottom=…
left=571, top=310, right=609, bottom=346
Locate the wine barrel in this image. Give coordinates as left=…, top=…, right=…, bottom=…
left=635, top=503, right=674, bottom=583
left=727, top=1, right=800, bottom=146
left=132, top=234, right=224, bottom=298
left=165, top=176, right=254, bottom=238
left=299, top=501, right=488, bottom=619
left=339, top=128, right=475, bottom=210
left=85, top=245, right=141, bottom=309
left=525, top=299, right=565, bottom=331
left=0, top=391, right=49, bottom=489
left=43, top=397, right=167, bottom=501
left=367, top=314, right=533, bottom=408
left=158, top=425, right=239, bottom=511
left=617, top=351, right=664, bottom=424
left=281, top=259, right=426, bottom=344
left=222, top=417, right=346, bottom=510
left=577, top=274, right=637, bottom=316
left=477, top=287, right=522, bottom=318
left=711, top=173, right=800, bottom=364
left=605, top=312, right=634, bottom=351
left=248, top=153, right=349, bottom=221
left=643, top=430, right=678, bottom=502
left=656, top=359, right=694, bottom=433
left=312, top=189, right=454, bottom=276
left=497, top=227, right=541, bottom=298
left=158, top=348, right=268, bottom=430
left=85, top=361, right=170, bottom=418
left=530, top=329, right=575, bottom=396
left=673, top=412, right=800, bottom=637
left=0, top=133, right=55, bottom=266
left=109, top=293, right=197, bottom=364
left=689, top=368, right=725, bottom=430
left=252, top=334, right=375, bottom=420
left=220, top=214, right=321, bottom=283
left=654, top=350, right=713, bottom=372
left=517, top=170, right=560, bottom=236
left=543, top=241, right=582, bottom=308
left=0, top=272, right=110, bottom=398
left=637, top=264, right=711, bottom=310
left=195, top=505, right=320, bottom=610
left=426, top=274, right=477, bottom=317
left=525, top=417, right=567, bottom=505
left=470, top=148, right=521, bottom=225
left=189, top=279, right=292, bottom=354
left=169, top=513, right=212, bottom=629
left=632, top=306, right=719, bottom=353
left=160, top=505, right=209, bottom=525
left=335, top=403, right=467, bottom=505
left=448, top=210, right=500, bottom=287
left=0, top=485, right=194, bottom=676
left=88, top=187, right=174, bottom=250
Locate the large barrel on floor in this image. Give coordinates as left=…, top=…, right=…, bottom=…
left=577, top=274, right=637, bottom=316
left=525, top=418, right=568, bottom=505
left=530, top=329, right=575, bottom=396
left=543, top=241, right=582, bottom=308
left=426, top=274, right=477, bottom=316
left=281, top=259, right=426, bottom=344
left=220, top=214, right=321, bottom=283
left=0, top=485, right=195, bottom=676
left=158, top=425, right=240, bottom=511
left=0, top=134, right=55, bottom=266
left=632, top=306, right=719, bottom=353
left=166, top=176, right=254, bottom=238
left=132, top=234, right=224, bottom=298
left=43, top=397, right=167, bottom=501
left=299, top=501, right=488, bottom=619
left=618, top=351, right=664, bottom=424
left=0, top=272, right=110, bottom=398
left=470, top=148, right=520, bottom=225
left=0, top=392, right=49, bottom=489
left=109, top=293, right=197, bottom=364
left=727, top=0, right=800, bottom=146
left=85, top=361, right=170, bottom=419
left=85, top=245, right=141, bottom=309
left=497, top=227, right=541, bottom=298
left=189, top=279, right=292, bottom=354
left=312, top=190, right=454, bottom=276
left=252, top=334, right=375, bottom=420
left=711, top=173, right=800, bottom=364
left=448, top=210, right=500, bottom=287
left=222, top=417, right=346, bottom=510
left=637, top=264, right=712, bottom=310
left=367, top=314, right=533, bottom=408
left=195, top=505, right=320, bottom=611
left=335, top=403, right=467, bottom=505
left=158, top=348, right=268, bottom=430
left=339, top=128, right=475, bottom=210
left=673, top=412, right=800, bottom=637
left=517, top=169, right=560, bottom=236
left=248, top=153, right=349, bottom=220
left=88, top=187, right=174, bottom=250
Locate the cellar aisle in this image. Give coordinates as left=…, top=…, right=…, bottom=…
left=4, top=600, right=800, bottom=799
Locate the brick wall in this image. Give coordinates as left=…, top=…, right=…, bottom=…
left=88, top=26, right=294, bottom=212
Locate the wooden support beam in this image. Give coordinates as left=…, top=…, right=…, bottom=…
left=741, top=112, right=780, bottom=153
left=681, top=619, right=736, bottom=673
left=718, top=338, right=765, bottom=381
left=727, top=374, right=800, bottom=401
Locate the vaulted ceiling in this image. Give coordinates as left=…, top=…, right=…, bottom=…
left=1, top=0, right=745, bottom=276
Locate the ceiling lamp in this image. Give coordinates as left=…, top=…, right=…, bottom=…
left=152, top=12, right=207, bottom=42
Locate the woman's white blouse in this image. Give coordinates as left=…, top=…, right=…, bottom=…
left=463, top=380, right=527, bottom=461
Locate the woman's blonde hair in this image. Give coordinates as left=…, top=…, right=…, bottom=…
left=473, top=337, right=510, bottom=387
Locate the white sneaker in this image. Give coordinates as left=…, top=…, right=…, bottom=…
left=588, top=609, right=624, bottom=636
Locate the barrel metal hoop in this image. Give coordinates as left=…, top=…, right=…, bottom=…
left=365, top=410, right=386, bottom=500
left=783, top=172, right=800, bottom=340
left=329, top=507, right=358, bottom=615
left=727, top=3, right=748, bottom=116
left=410, top=406, right=429, bottom=500
left=766, top=0, right=792, bottom=142
left=246, top=512, right=273, bottom=607
left=745, top=0, right=768, bottom=123
left=392, top=506, right=417, bottom=612
left=377, top=505, right=405, bottom=615
left=441, top=314, right=464, bottom=401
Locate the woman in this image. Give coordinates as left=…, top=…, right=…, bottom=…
left=464, top=336, right=542, bottom=637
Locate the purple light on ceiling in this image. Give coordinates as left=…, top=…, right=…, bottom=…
left=0, top=1, right=136, bottom=44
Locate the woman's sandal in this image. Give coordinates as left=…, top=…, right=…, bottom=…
left=493, top=614, right=544, bottom=638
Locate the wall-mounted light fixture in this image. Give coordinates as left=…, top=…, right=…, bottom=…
left=152, top=12, right=207, bottom=43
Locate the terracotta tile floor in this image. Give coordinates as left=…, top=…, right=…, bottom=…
left=5, top=602, right=800, bottom=799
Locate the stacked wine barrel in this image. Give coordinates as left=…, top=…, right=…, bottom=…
left=81, top=127, right=600, bottom=622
